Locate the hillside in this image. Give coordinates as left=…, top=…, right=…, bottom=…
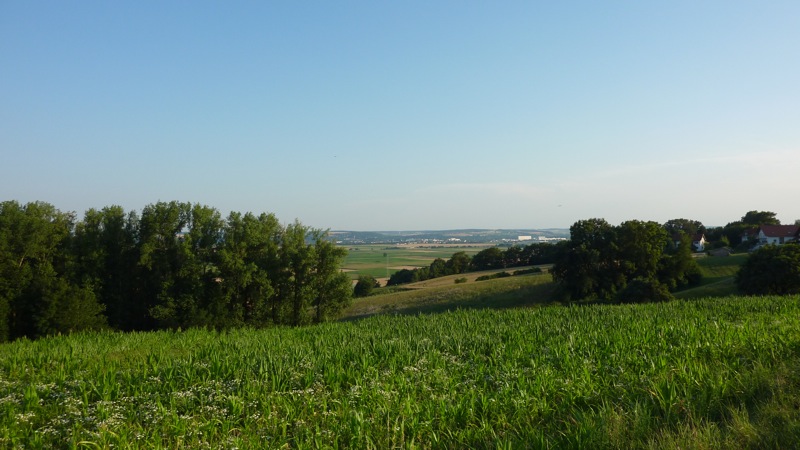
left=2, top=296, right=800, bottom=448
left=343, top=269, right=555, bottom=320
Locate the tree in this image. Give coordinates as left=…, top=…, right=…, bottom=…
left=552, top=218, right=624, bottom=300
left=445, top=251, right=471, bottom=275
left=428, top=258, right=447, bottom=278
left=217, top=212, right=280, bottom=327
left=503, top=246, right=524, bottom=268
left=616, top=278, right=675, bottom=303
left=663, top=219, right=705, bottom=237
left=553, top=218, right=699, bottom=302
left=387, top=269, right=415, bottom=286
left=521, top=242, right=566, bottom=266
left=0, top=201, right=106, bottom=341
left=470, top=247, right=505, bottom=271
left=741, top=210, right=780, bottom=226
left=657, top=233, right=702, bottom=290
left=354, top=274, right=380, bottom=297
left=736, top=244, right=800, bottom=295
left=307, top=229, right=352, bottom=323
left=616, top=220, right=667, bottom=280
left=72, top=206, right=139, bottom=330
left=275, top=222, right=352, bottom=326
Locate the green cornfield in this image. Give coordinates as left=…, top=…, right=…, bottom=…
left=2, top=296, right=800, bottom=448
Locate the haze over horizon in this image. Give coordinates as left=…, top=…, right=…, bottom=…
left=2, top=2, right=799, bottom=231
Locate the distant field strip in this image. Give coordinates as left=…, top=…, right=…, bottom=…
left=340, top=244, right=492, bottom=279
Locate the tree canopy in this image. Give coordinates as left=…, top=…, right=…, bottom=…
left=741, top=210, right=780, bottom=226
left=552, top=218, right=701, bottom=302
left=0, top=201, right=352, bottom=342
left=736, top=244, right=800, bottom=295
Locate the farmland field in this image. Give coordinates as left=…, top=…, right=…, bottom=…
left=340, top=244, right=493, bottom=281
left=2, top=295, right=800, bottom=448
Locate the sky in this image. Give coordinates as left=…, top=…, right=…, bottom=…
left=2, top=1, right=799, bottom=231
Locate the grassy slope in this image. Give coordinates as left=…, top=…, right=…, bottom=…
left=342, top=270, right=556, bottom=320
left=675, top=254, right=748, bottom=299
left=343, top=252, right=750, bottom=320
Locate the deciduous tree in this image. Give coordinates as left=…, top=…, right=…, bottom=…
left=736, top=244, right=800, bottom=295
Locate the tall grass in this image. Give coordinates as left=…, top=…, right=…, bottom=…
left=1, top=295, right=799, bottom=448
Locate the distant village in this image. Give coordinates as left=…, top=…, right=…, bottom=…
left=330, top=229, right=570, bottom=246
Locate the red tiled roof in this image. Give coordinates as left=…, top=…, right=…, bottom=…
left=759, top=225, right=800, bottom=238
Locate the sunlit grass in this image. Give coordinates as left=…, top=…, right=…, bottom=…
left=676, top=253, right=747, bottom=299
left=2, top=295, right=800, bottom=448
left=343, top=271, right=556, bottom=319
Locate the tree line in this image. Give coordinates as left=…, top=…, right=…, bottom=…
left=0, top=200, right=352, bottom=342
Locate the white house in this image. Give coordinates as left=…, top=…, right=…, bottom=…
left=691, top=234, right=708, bottom=252
left=757, top=225, right=800, bottom=246
left=672, top=233, right=708, bottom=252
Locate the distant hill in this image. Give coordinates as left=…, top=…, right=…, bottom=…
left=329, top=229, right=569, bottom=245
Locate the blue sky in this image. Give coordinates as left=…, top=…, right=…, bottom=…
left=2, top=1, right=799, bottom=230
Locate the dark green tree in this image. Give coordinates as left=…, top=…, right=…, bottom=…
left=308, top=229, right=352, bottom=323
left=663, top=218, right=705, bottom=237
left=445, top=251, right=471, bottom=274
left=470, top=247, right=505, bottom=271
left=354, top=274, right=380, bottom=298
left=138, top=201, right=226, bottom=329
left=616, top=220, right=668, bottom=280
left=503, top=246, right=524, bottom=267
left=72, top=206, right=140, bottom=330
left=428, top=258, right=447, bottom=278
left=217, top=212, right=280, bottom=327
left=552, top=218, right=624, bottom=300
left=736, top=244, right=800, bottom=295
left=0, top=201, right=106, bottom=341
left=616, top=277, right=675, bottom=303
left=741, top=210, right=780, bottom=226
left=657, top=236, right=701, bottom=290
left=387, top=269, right=415, bottom=286
left=553, top=218, right=699, bottom=302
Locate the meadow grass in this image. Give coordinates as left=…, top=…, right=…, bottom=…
left=343, top=271, right=556, bottom=320
left=675, top=253, right=747, bottom=299
left=2, top=295, right=800, bottom=448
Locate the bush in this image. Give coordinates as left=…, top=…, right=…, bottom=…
left=616, top=278, right=675, bottom=304
left=354, top=275, right=381, bottom=298
left=475, top=272, right=512, bottom=282
left=736, top=244, right=800, bottom=295
left=454, top=277, right=468, bottom=284
left=513, top=268, right=543, bottom=276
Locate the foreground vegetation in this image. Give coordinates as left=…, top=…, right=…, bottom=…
left=2, top=295, right=800, bottom=448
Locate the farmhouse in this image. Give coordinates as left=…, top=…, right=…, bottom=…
left=756, top=225, right=800, bottom=246
left=692, top=233, right=708, bottom=252
left=672, top=233, right=707, bottom=252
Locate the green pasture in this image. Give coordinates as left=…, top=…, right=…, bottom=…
left=3, top=295, right=800, bottom=448
left=675, top=253, right=748, bottom=299
left=343, top=270, right=556, bottom=319
left=340, top=244, right=492, bottom=280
